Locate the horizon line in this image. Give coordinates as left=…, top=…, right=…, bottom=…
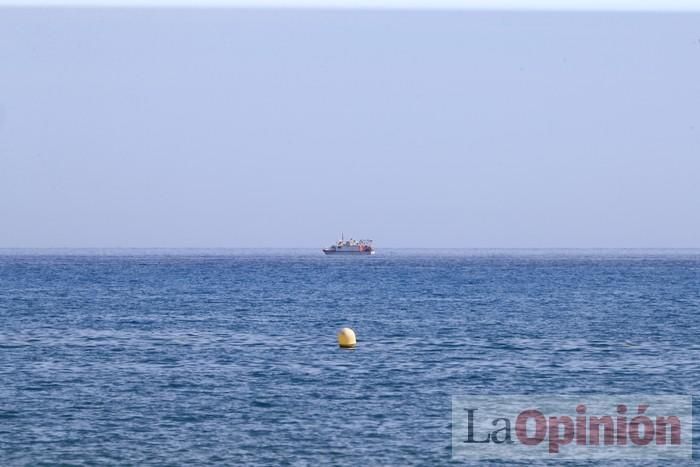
left=1, top=247, right=699, bottom=250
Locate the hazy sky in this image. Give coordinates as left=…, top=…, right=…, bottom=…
left=0, top=6, right=698, bottom=247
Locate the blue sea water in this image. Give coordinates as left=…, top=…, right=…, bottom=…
left=0, top=249, right=698, bottom=465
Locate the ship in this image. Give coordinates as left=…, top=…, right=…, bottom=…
left=322, top=234, right=375, bottom=255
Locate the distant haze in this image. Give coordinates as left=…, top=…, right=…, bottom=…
left=0, top=8, right=698, bottom=248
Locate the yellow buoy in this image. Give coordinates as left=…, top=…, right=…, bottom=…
left=337, top=327, right=357, bottom=348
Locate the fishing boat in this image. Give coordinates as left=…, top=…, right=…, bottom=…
left=322, top=235, right=375, bottom=255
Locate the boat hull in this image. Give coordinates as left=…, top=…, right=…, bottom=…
left=322, top=249, right=375, bottom=255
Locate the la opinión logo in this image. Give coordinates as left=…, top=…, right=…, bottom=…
left=451, top=395, right=692, bottom=460
left=463, top=404, right=680, bottom=453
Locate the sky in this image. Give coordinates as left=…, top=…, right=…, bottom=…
left=2, top=0, right=700, bottom=10
left=0, top=4, right=698, bottom=248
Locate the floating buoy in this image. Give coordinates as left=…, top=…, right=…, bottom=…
left=337, top=327, right=357, bottom=348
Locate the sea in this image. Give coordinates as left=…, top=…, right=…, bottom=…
left=0, top=249, right=698, bottom=465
